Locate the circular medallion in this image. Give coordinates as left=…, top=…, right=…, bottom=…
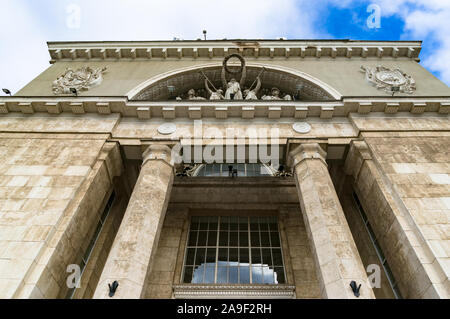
left=293, top=122, right=311, bottom=134
left=375, top=70, right=407, bottom=86
left=157, top=123, right=177, bottom=135
left=223, top=53, right=245, bottom=74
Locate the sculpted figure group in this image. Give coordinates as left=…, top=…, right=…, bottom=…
left=181, top=54, right=292, bottom=101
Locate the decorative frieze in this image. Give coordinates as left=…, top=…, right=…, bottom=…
left=173, top=284, right=296, bottom=299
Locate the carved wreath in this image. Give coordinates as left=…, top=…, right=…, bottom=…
left=52, top=66, right=107, bottom=95
left=223, top=53, right=245, bottom=74
left=360, top=65, right=416, bottom=94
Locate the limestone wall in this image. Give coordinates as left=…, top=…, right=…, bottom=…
left=0, top=133, right=124, bottom=298
left=346, top=134, right=450, bottom=298
left=16, top=58, right=450, bottom=98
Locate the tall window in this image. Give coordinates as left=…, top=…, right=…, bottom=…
left=182, top=216, right=286, bottom=284
left=353, top=192, right=402, bottom=299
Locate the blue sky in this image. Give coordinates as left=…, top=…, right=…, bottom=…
left=1, top=0, right=449, bottom=94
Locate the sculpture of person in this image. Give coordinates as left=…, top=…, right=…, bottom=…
left=221, top=64, right=246, bottom=100
left=244, top=76, right=261, bottom=100
left=204, top=79, right=224, bottom=100
left=262, top=87, right=282, bottom=100
left=283, top=94, right=292, bottom=101
left=187, top=89, right=206, bottom=100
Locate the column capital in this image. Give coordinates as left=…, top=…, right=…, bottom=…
left=142, top=144, right=173, bottom=167
left=344, top=140, right=372, bottom=178
left=287, top=143, right=327, bottom=170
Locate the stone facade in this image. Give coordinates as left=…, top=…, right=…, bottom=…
left=0, top=39, right=449, bottom=299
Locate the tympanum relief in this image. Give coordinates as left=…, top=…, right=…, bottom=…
left=178, top=54, right=292, bottom=101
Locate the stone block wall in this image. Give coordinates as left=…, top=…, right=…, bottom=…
left=280, top=206, right=321, bottom=298
left=345, top=134, right=450, bottom=298
left=0, top=134, right=124, bottom=298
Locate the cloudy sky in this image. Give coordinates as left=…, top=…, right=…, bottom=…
left=1, top=0, right=449, bottom=94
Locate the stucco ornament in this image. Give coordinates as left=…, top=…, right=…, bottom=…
left=52, top=66, right=107, bottom=95
left=360, top=65, right=416, bottom=94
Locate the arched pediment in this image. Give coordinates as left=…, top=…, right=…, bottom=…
left=128, top=63, right=342, bottom=101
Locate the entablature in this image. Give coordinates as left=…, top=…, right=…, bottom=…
left=0, top=97, right=449, bottom=119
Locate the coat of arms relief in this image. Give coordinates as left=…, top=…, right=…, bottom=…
left=360, top=65, right=416, bottom=94
left=52, top=66, right=107, bottom=95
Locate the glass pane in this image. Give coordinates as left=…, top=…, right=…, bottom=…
left=229, top=267, right=238, bottom=283
left=206, top=248, right=216, bottom=263
left=251, top=232, right=260, bottom=247
left=272, top=249, right=283, bottom=266
left=262, top=248, right=272, bottom=266
left=199, top=217, right=209, bottom=230
left=252, top=266, right=263, bottom=283
left=237, top=164, right=245, bottom=175
left=268, top=217, right=278, bottom=231
left=230, top=217, right=238, bottom=231
left=250, top=217, right=259, bottom=231
left=183, top=267, right=193, bottom=283
left=274, top=267, right=285, bottom=284
left=229, top=248, right=238, bottom=263
left=208, top=231, right=217, bottom=246
left=229, top=232, right=238, bottom=246
left=197, top=232, right=207, bottom=246
left=247, top=164, right=256, bottom=177
left=209, top=217, right=218, bottom=231
left=219, top=231, right=228, bottom=246
left=211, top=164, right=220, bottom=176
left=260, top=232, right=270, bottom=247
left=195, top=248, right=206, bottom=265
left=251, top=248, right=261, bottom=264
left=204, top=266, right=215, bottom=283
left=188, top=231, right=198, bottom=246
left=192, top=265, right=204, bottom=283
left=220, top=217, right=229, bottom=231
left=239, top=217, right=248, bottom=231
left=263, top=267, right=275, bottom=284
left=239, top=232, right=249, bottom=247
left=270, top=232, right=280, bottom=247
left=185, top=248, right=195, bottom=265
left=259, top=218, right=269, bottom=231
left=239, top=248, right=249, bottom=264
left=239, top=266, right=250, bottom=283
left=190, top=217, right=200, bottom=230
left=218, top=248, right=228, bottom=264
left=217, top=267, right=227, bottom=283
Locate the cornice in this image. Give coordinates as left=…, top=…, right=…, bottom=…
left=47, top=40, right=421, bottom=62
left=0, top=98, right=448, bottom=118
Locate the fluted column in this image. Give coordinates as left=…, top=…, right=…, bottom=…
left=287, top=143, right=374, bottom=299
left=93, top=145, right=174, bottom=299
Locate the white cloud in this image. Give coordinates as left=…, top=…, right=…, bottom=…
left=1, top=0, right=325, bottom=94
left=0, top=0, right=449, bottom=94
left=348, top=0, right=450, bottom=85
left=0, top=0, right=50, bottom=94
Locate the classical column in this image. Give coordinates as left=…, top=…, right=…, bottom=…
left=93, top=145, right=174, bottom=299
left=287, top=143, right=374, bottom=299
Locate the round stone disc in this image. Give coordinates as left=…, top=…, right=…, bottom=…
left=292, top=122, right=311, bottom=134
left=157, top=123, right=177, bottom=135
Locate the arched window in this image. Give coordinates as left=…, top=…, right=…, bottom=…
left=193, top=163, right=275, bottom=177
